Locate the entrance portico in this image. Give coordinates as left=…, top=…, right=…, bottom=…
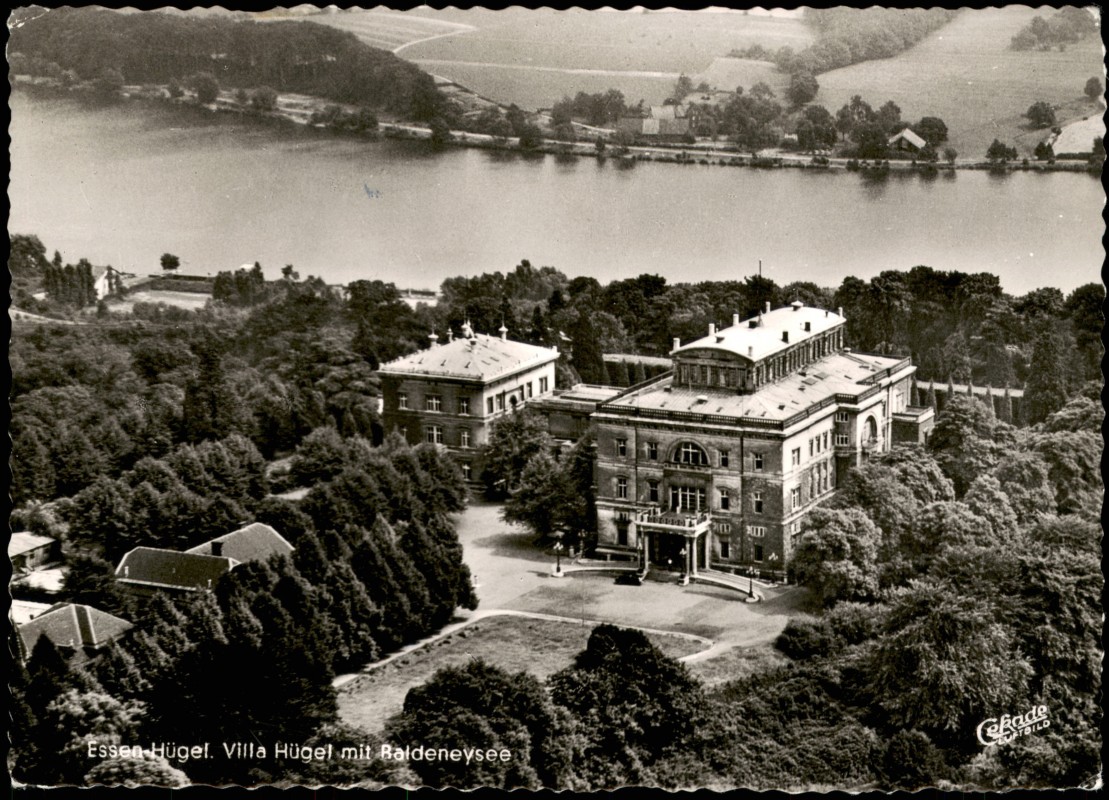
left=633, top=507, right=712, bottom=583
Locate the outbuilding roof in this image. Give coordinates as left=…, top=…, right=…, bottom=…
left=673, top=303, right=845, bottom=363
left=17, top=603, right=133, bottom=660
left=377, top=332, right=558, bottom=383
left=115, top=547, right=237, bottom=592
left=8, top=531, right=56, bottom=558
left=888, top=127, right=927, bottom=149
left=186, top=522, right=294, bottom=563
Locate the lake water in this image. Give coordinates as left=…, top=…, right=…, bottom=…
left=9, top=89, right=1104, bottom=296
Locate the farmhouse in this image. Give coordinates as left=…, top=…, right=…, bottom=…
left=377, top=324, right=559, bottom=481
left=888, top=128, right=927, bottom=153
left=16, top=602, right=133, bottom=663
left=617, top=104, right=692, bottom=140
left=591, top=302, right=933, bottom=579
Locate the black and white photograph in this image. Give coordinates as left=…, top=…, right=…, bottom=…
left=7, top=4, right=1104, bottom=794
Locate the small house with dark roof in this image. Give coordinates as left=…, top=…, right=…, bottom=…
left=377, top=327, right=560, bottom=482
left=186, top=522, right=294, bottom=563
left=9, top=531, right=60, bottom=573
left=115, top=546, right=237, bottom=597
left=616, top=104, right=692, bottom=140
left=16, top=603, right=133, bottom=664
left=888, top=128, right=927, bottom=153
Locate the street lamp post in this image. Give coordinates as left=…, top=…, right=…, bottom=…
left=552, top=540, right=564, bottom=578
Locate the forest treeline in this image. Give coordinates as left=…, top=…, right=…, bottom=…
left=385, top=388, right=1101, bottom=791
left=1010, top=7, right=1099, bottom=51
left=731, top=8, right=957, bottom=77
left=11, top=428, right=476, bottom=787
left=10, top=233, right=1102, bottom=514
left=7, top=7, right=446, bottom=120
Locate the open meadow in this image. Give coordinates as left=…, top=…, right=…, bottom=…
left=814, top=6, right=1104, bottom=158
left=322, top=8, right=810, bottom=111
left=337, top=614, right=707, bottom=733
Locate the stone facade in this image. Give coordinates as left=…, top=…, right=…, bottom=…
left=591, top=303, right=926, bottom=578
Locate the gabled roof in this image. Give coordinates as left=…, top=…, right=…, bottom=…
left=17, top=603, right=133, bottom=659
left=377, top=333, right=558, bottom=383
left=186, top=522, right=294, bottom=563
left=673, top=303, right=845, bottom=363
left=115, top=547, right=237, bottom=592
left=888, top=127, right=926, bottom=149
left=9, top=531, right=56, bottom=558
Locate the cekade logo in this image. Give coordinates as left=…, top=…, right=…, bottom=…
left=976, top=705, right=1050, bottom=746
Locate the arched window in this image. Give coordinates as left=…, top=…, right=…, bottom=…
left=673, top=441, right=709, bottom=466
left=864, top=415, right=878, bottom=443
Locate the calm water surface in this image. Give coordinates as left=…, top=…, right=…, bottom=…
left=9, top=90, right=1104, bottom=295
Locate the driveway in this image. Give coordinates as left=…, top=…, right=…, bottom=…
left=456, top=499, right=806, bottom=652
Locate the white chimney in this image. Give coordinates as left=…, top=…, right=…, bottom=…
left=673, top=337, right=681, bottom=350
left=765, top=301, right=771, bottom=314
left=747, top=346, right=754, bottom=358
left=428, top=330, right=439, bottom=347
left=498, top=324, right=508, bottom=341
left=732, top=313, right=740, bottom=326
left=837, top=306, right=843, bottom=317
left=708, top=322, right=716, bottom=335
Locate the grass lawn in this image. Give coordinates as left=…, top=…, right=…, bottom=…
left=815, top=7, right=1104, bottom=158
left=689, top=643, right=791, bottom=689
left=338, top=614, right=708, bottom=733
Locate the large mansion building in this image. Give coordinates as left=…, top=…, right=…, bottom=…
left=378, top=325, right=560, bottom=481
left=591, top=302, right=933, bottom=578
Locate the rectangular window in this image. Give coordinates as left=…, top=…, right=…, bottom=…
left=461, top=463, right=472, bottom=480
left=791, top=448, right=801, bottom=466
left=835, top=433, right=850, bottom=446
left=487, top=398, right=495, bottom=415
left=496, top=394, right=505, bottom=411
left=616, top=438, right=628, bottom=457
left=617, top=522, right=629, bottom=546
left=823, top=432, right=829, bottom=450
left=398, top=392, right=409, bottom=410
left=526, top=382, right=533, bottom=398
left=753, top=453, right=764, bottom=470
left=539, top=377, right=549, bottom=393
left=748, top=525, right=766, bottom=538
left=753, top=492, right=763, bottom=514
left=648, top=481, right=660, bottom=503
left=809, top=439, right=814, bottom=458
left=426, top=426, right=443, bottom=445
left=616, top=477, right=628, bottom=499
left=720, top=539, right=730, bottom=559
left=426, top=395, right=442, bottom=412
left=459, top=397, right=470, bottom=415
left=720, top=450, right=730, bottom=467
left=754, top=544, right=764, bottom=562
left=460, top=428, right=471, bottom=448
left=836, top=411, right=849, bottom=423
left=647, top=442, right=659, bottom=460
left=719, top=488, right=730, bottom=510
left=791, top=486, right=802, bottom=509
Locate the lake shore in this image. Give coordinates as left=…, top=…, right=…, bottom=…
left=15, top=76, right=1098, bottom=176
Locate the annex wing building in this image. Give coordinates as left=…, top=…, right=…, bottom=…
left=591, top=302, right=933, bottom=578
left=377, top=325, right=560, bottom=481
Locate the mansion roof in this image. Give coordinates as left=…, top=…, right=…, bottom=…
left=673, top=303, right=845, bottom=364
left=378, top=333, right=559, bottom=384
left=599, top=351, right=910, bottom=427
